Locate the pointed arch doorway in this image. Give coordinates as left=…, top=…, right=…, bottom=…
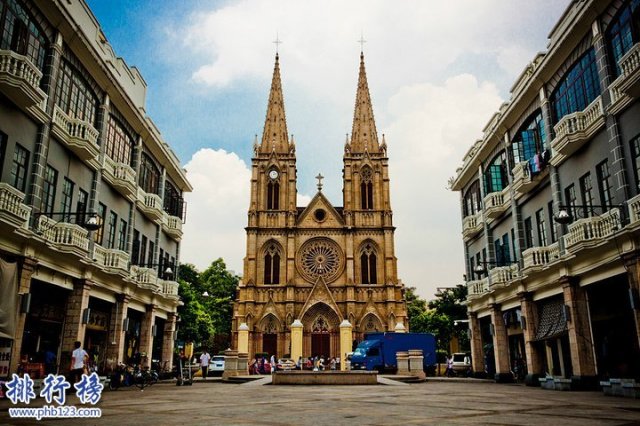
left=301, top=302, right=341, bottom=359
left=259, top=314, right=280, bottom=357
left=311, top=316, right=330, bottom=358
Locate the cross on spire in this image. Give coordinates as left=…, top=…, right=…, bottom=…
left=273, top=33, right=282, bottom=54
left=358, top=33, right=366, bottom=52
left=316, top=173, right=324, bottom=192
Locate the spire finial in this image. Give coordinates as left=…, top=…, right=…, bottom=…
left=273, top=33, right=282, bottom=55
left=316, top=173, right=324, bottom=192
left=358, top=32, right=366, bottom=54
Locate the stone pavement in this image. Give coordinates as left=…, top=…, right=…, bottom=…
left=2, top=378, right=640, bottom=425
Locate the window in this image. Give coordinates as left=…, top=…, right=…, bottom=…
left=597, top=160, right=613, bottom=210
left=511, top=111, right=547, bottom=163
left=632, top=135, right=640, bottom=190
left=60, top=178, right=74, bottom=222
left=484, top=151, right=508, bottom=194
left=164, top=180, right=184, bottom=218
left=263, top=243, right=280, bottom=284
left=463, top=180, right=482, bottom=217
left=565, top=184, right=578, bottom=222
left=76, top=188, right=88, bottom=226
left=551, top=49, right=601, bottom=124
left=580, top=173, right=594, bottom=216
left=132, top=229, right=140, bottom=265
left=548, top=201, right=558, bottom=243
left=105, top=113, right=133, bottom=165
left=606, top=0, right=640, bottom=77
left=511, top=228, right=517, bottom=260
left=118, top=219, right=127, bottom=251
left=524, top=217, right=533, bottom=250
left=360, top=243, right=377, bottom=284
left=10, top=144, right=29, bottom=192
left=536, top=209, right=548, bottom=247
left=0, top=131, right=6, bottom=177
left=148, top=241, right=155, bottom=268
left=0, top=0, right=47, bottom=70
left=107, top=211, right=117, bottom=249
left=94, top=203, right=106, bottom=244
left=140, top=235, right=147, bottom=266
left=40, top=165, right=57, bottom=214
left=55, top=59, right=98, bottom=126
left=266, top=180, right=279, bottom=210
left=502, top=233, right=511, bottom=265
left=360, top=167, right=374, bottom=210
left=139, top=153, right=160, bottom=194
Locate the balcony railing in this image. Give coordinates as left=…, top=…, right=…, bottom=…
left=628, top=194, right=640, bottom=226
left=162, top=211, right=183, bottom=241
left=0, top=182, right=31, bottom=228
left=563, top=208, right=621, bottom=250
left=161, top=279, right=179, bottom=297
left=550, top=96, right=605, bottom=165
left=52, top=106, right=100, bottom=166
left=522, top=242, right=560, bottom=270
left=616, top=42, right=640, bottom=97
left=462, top=211, right=483, bottom=240
left=489, top=264, right=518, bottom=288
left=93, top=244, right=129, bottom=271
left=36, top=215, right=90, bottom=253
left=131, top=266, right=162, bottom=292
left=137, top=188, right=164, bottom=223
left=512, top=160, right=550, bottom=196
left=467, top=278, right=489, bottom=299
left=0, top=49, right=46, bottom=108
left=483, top=186, right=510, bottom=220
left=102, top=156, right=136, bottom=201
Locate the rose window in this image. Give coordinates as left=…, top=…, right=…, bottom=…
left=297, top=238, right=344, bottom=283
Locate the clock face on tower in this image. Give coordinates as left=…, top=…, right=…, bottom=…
left=269, top=170, right=279, bottom=179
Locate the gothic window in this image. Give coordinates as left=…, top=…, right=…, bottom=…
left=360, top=166, right=374, bottom=210
left=360, top=243, right=377, bottom=284
left=266, top=171, right=280, bottom=210
left=139, top=152, right=160, bottom=195
left=264, top=243, right=281, bottom=284
left=364, top=315, right=380, bottom=332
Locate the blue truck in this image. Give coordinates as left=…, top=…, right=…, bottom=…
left=350, top=332, right=436, bottom=372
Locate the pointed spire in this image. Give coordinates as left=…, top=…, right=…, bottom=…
left=260, top=53, right=289, bottom=153
left=350, top=52, right=379, bottom=153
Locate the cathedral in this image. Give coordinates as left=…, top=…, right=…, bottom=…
left=232, top=52, right=407, bottom=360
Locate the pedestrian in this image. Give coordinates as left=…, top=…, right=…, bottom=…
left=70, top=341, right=88, bottom=383
left=199, top=348, right=211, bottom=380
left=446, top=355, right=454, bottom=377
left=270, top=354, right=276, bottom=373
left=44, top=348, right=57, bottom=376
left=330, top=357, right=336, bottom=370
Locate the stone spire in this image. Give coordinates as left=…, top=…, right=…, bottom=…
left=349, top=52, right=379, bottom=153
left=260, top=53, right=289, bottom=153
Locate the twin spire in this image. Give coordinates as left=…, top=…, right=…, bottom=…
left=259, top=52, right=380, bottom=154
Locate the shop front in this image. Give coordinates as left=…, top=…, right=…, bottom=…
left=83, top=297, right=113, bottom=374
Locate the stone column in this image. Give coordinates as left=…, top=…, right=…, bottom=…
left=237, top=323, right=250, bottom=353
left=396, top=351, right=409, bottom=374
left=489, top=303, right=512, bottom=382
left=9, top=257, right=37, bottom=374
left=518, top=292, right=543, bottom=386
left=339, top=320, right=352, bottom=371
left=468, top=312, right=484, bottom=376
left=623, top=254, right=640, bottom=353
left=561, top=276, right=597, bottom=389
left=290, top=319, right=303, bottom=365
left=60, top=279, right=93, bottom=373
left=394, top=322, right=406, bottom=333
left=161, top=312, right=177, bottom=371
left=222, top=349, right=239, bottom=379
left=139, top=304, right=156, bottom=368
left=237, top=352, right=249, bottom=375
left=105, top=294, right=130, bottom=368
left=408, top=349, right=426, bottom=379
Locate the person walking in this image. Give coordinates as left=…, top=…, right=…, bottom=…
left=446, top=355, right=455, bottom=377
left=199, top=349, right=211, bottom=380
left=270, top=354, right=276, bottom=373
left=70, top=341, right=88, bottom=383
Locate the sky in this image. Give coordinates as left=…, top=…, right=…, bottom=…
left=86, top=0, right=570, bottom=299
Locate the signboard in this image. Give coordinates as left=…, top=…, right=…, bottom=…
left=0, top=344, right=12, bottom=378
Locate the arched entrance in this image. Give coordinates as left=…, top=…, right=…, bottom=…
left=311, top=316, right=330, bottom=358
left=301, top=302, right=341, bottom=359
left=259, top=314, right=279, bottom=357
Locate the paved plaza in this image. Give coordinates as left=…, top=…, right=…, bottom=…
left=2, top=378, right=640, bottom=425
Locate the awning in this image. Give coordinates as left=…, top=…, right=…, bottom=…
left=534, top=300, right=567, bottom=341
left=0, top=258, right=18, bottom=339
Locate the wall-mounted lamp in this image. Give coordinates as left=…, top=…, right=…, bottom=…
left=151, top=324, right=157, bottom=337
left=474, top=260, right=518, bottom=275
left=520, top=315, right=527, bottom=330
left=19, top=293, right=31, bottom=314
left=489, top=323, right=495, bottom=336
left=82, top=308, right=91, bottom=324
left=123, top=317, right=130, bottom=332
left=563, top=305, right=571, bottom=323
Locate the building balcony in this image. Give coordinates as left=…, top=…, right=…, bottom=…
left=0, top=183, right=31, bottom=229
left=550, top=96, right=605, bottom=167
left=161, top=279, right=179, bottom=298
left=36, top=215, right=90, bottom=255
left=608, top=75, right=632, bottom=116
left=489, top=264, right=519, bottom=289
left=512, top=160, right=550, bottom=197
left=93, top=244, right=129, bottom=272
left=51, top=105, right=100, bottom=168
left=102, top=156, right=136, bottom=201
left=522, top=242, right=560, bottom=271
left=483, top=186, right=511, bottom=221
left=130, top=266, right=162, bottom=292
left=0, top=49, right=46, bottom=110
left=136, top=188, right=164, bottom=223
left=616, top=42, right=640, bottom=98
left=462, top=211, right=483, bottom=240
left=627, top=194, right=640, bottom=228
left=162, top=211, right=183, bottom=241
left=467, top=277, right=489, bottom=299
left=563, top=208, right=621, bottom=251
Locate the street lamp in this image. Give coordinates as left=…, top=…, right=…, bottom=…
left=132, top=263, right=175, bottom=280
left=34, top=210, right=102, bottom=232
left=473, top=260, right=518, bottom=275
left=553, top=204, right=624, bottom=225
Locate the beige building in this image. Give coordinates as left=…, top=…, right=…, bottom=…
left=0, top=0, right=191, bottom=377
left=452, top=0, right=640, bottom=389
left=232, top=53, right=407, bottom=360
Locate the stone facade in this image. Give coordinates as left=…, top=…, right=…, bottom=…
left=233, top=53, right=407, bottom=361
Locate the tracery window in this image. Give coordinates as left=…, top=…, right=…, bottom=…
left=550, top=49, right=600, bottom=124
left=264, top=243, right=281, bottom=284
left=139, top=152, right=160, bottom=195
left=0, top=0, right=47, bottom=70
left=360, top=166, right=374, bottom=210
left=484, top=151, right=508, bottom=194
left=360, top=243, right=377, bottom=284
left=55, top=59, right=99, bottom=127
left=312, top=316, right=329, bottom=333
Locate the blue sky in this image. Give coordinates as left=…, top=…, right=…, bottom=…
left=86, top=0, right=570, bottom=299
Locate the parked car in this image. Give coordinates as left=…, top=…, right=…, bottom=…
left=208, top=355, right=225, bottom=376
left=451, top=352, right=471, bottom=375
left=276, top=358, right=295, bottom=371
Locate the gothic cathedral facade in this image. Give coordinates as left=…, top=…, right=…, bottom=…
left=232, top=53, right=407, bottom=360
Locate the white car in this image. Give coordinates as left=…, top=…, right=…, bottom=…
left=208, top=355, right=225, bottom=376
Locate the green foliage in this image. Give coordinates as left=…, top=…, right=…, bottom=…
left=176, top=259, right=239, bottom=354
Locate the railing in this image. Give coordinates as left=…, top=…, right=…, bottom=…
left=0, top=49, right=43, bottom=91
left=489, top=264, right=518, bottom=287
left=137, top=188, right=163, bottom=222
left=522, top=242, right=560, bottom=269
left=163, top=212, right=183, bottom=236
left=462, top=211, right=483, bottom=238
left=628, top=194, right=640, bottom=225
left=483, top=186, right=510, bottom=218
left=53, top=106, right=99, bottom=146
left=563, top=208, right=621, bottom=249
left=619, top=42, right=640, bottom=82
left=162, top=280, right=179, bottom=296
left=131, top=266, right=162, bottom=292
left=467, top=278, right=489, bottom=298
left=103, top=155, right=136, bottom=188
left=93, top=244, right=129, bottom=271
left=37, top=215, right=90, bottom=251
left=0, top=182, right=31, bottom=225
left=553, top=97, right=604, bottom=144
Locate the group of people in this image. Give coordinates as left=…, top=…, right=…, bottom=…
left=300, top=355, right=338, bottom=371
left=247, top=354, right=341, bottom=375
